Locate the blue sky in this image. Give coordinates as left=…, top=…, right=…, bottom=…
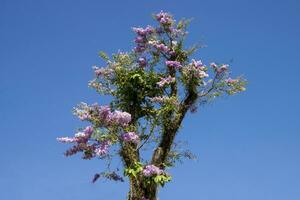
left=0, top=0, right=299, bottom=199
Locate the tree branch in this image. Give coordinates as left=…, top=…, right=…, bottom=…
left=151, top=86, right=198, bottom=168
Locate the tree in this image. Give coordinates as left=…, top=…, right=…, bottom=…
left=57, top=11, right=246, bottom=200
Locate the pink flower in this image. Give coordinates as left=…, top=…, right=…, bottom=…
left=109, top=110, right=131, bottom=127
left=57, top=137, right=78, bottom=143
left=191, top=59, right=204, bottom=68
left=157, top=76, right=175, bottom=87
left=134, top=36, right=144, bottom=43
left=138, top=57, right=147, bottom=67
left=132, top=26, right=154, bottom=36
left=210, top=63, right=229, bottom=74
left=73, top=102, right=92, bottom=121
left=165, top=61, right=182, bottom=69
left=84, top=126, right=93, bottom=135
left=142, top=165, right=163, bottom=177
left=218, top=64, right=228, bottom=73
left=92, top=66, right=114, bottom=77
left=210, top=62, right=218, bottom=69
left=122, top=132, right=139, bottom=143
left=95, top=140, right=110, bottom=156
left=155, top=11, right=173, bottom=25
left=153, top=43, right=170, bottom=53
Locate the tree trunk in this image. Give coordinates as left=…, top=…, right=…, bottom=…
left=128, top=177, right=158, bottom=200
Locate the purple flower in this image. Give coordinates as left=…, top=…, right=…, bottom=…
left=132, top=26, right=154, bottom=53
left=57, top=137, right=78, bottom=143
left=149, top=96, right=178, bottom=106
left=165, top=60, right=182, bottom=69
left=191, top=59, right=204, bottom=68
left=217, top=64, right=229, bottom=73
left=138, top=57, right=147, bottom=67
left=168, top=50, right=176, bottom=56
left=210, top=63, right=229, bottom=74
left=134, top=45, right=146, bottom=53
left=210, top=62, right=218, bottom=69
left=92, top=66, right=114, bottom=78
left=134, top=36, right=144, bottom=43
left=98, top=105, right=111, bottom=121
left=64, top=144, right=84, bottom=157
left=74, top=131, right=86, bottom=138
left=57, top=127, right=92, bottom=145
left=149, top=96, right=168, bottom=104
left=109, top=110, right=131, bottom=127
left=64, top=143, right=96, bottom=159
left=132, top=26, right=154, bottom=36
left=142, top=165, right=163, bottom=177
left=73, top=102, right=92, bottom=121
left=73, top=103, right=131, bottom=127
left=122, top=132, right=139, bottom=143
left=183, top=59, right=208, bottom=79
left=153, top=43, right=170, bottom=53
left=84, top=126, right=93, bottom=136
left=97, top=106, right=131, bottom=127
left=155, top=11, right=173, bottom=25
left=95, top=140, right=110, bottom=156
left=157, top=76, right=175, bottom=87
left=156, top=27, right=164, bottom=34
left=169, top=27, right=186, bottom=37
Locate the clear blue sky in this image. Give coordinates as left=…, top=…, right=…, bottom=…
left=1, top=0, right=299, bottom=199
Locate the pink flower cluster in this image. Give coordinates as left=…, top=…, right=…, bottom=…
left=73, top=103, right=131, bottom=127
left=132, top=11, right=184, bottom=56
left=153, top=42, right=170, bottom=53
left=96, top=105, right=131, bottom=127
left=168, top=27, right=187, bottom=37
left=95, top=140, right=110, bottom=156
left=57, top=126, right=112, bottom=158
left=92, top=66, right=114, bottom=78
left=165, top=60, right=182, bottom=69
left=210, top=62, right=229, bottom=74
left=121, top=132, right=139, bottom=144
left=73, top=102, right=92, bottom=121
left=109, top=110, right=132, bottom=127
left=155, top=11, right=173, bottom=25
left=60, top=104, right=132, bottom=159
left=133, top=26, right=154, bottom=36
left=57, top=126, right=93, bottom=144
left=142, top=165, right=163, bottom=177
left=133, top=26, right=154, bottom=53
left=64, top=143, right=97, bottom=159
left=157, top=76, right=175, bottom=87
left=185, top=59, right=209, bottom=79
left=148, top=40, right=176, bottom=56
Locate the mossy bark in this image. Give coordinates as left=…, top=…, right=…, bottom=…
left=128, top=177, right=158, bottom=200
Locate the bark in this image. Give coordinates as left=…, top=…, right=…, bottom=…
left=128, top=177, right=158, bottom=200
left=152, top=87, right=198, bottom=169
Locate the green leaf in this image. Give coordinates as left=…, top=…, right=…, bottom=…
left=98, top=51, right=109, bottom=61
